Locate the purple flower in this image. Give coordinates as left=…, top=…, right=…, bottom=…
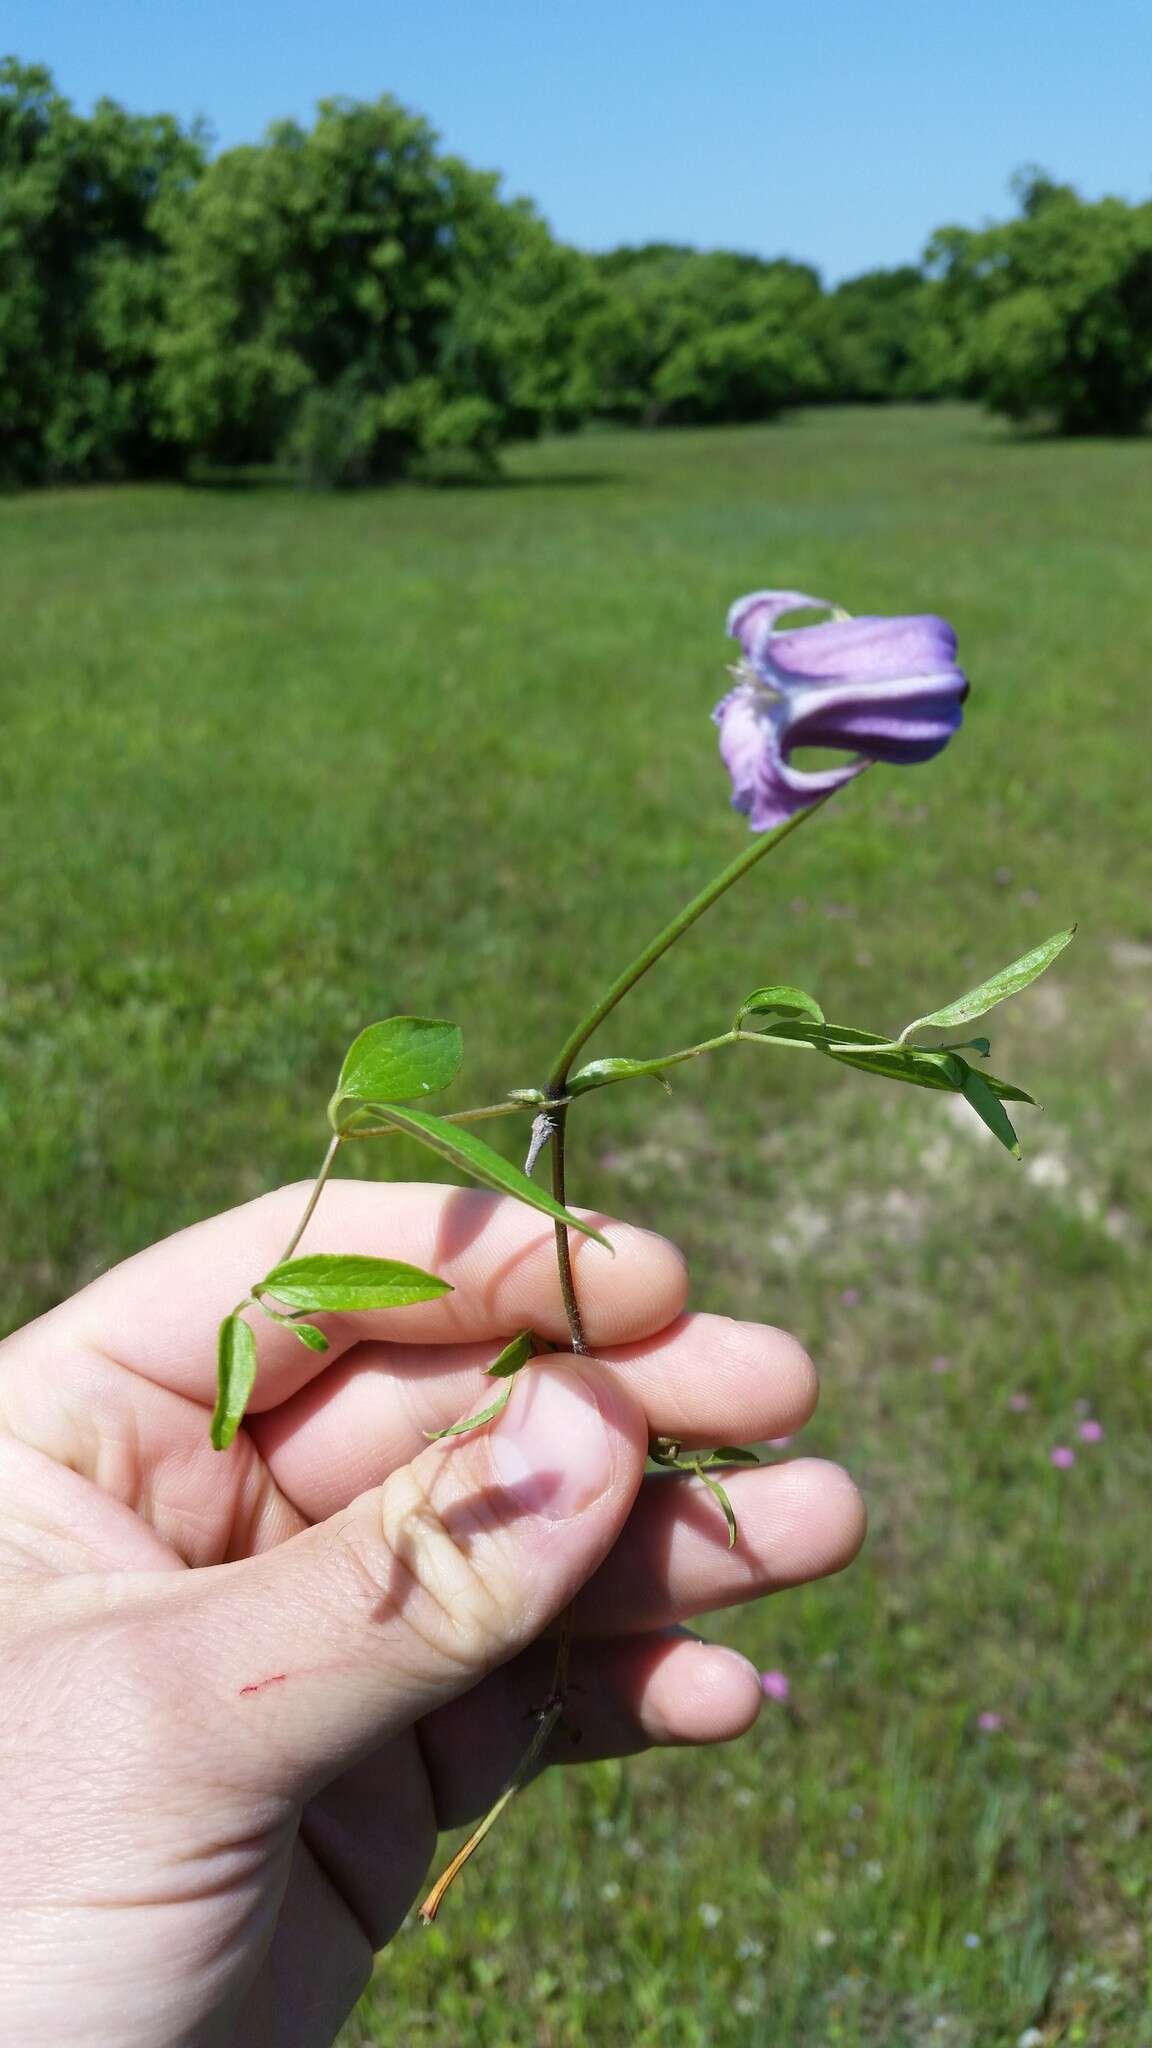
left=976, top=1711, right=1004, bottom=1733
left=760, top=1669, right=791, bottom=1703
left=1007, top=1392, right=1031, bottom=1413
left=715, top=590, right=968, bottom=831
left=1050, top=1445, right=1076, bottom=1469
left=1078, top=1419, right=1104, bottom=1444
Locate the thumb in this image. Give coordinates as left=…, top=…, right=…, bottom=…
left=167, top=1360, right=646, bottom=1798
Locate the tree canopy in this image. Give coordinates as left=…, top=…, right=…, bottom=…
left=2, top=60, right=1149, bottom=488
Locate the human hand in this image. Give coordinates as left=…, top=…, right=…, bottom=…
left=0, top=1182, right=865, bottom=2047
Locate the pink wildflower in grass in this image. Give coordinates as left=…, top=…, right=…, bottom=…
left=976, top=1711, right=1004, bottom=1733
left=930, top=1354, right=952, bottom=1375
left=1078, top=1418, right=1104, bottom=1444
left=1007, top=1392, right=1031, bottom=1412
left=760, top=1670, right=791, bottom=1703
left=840, top=1287, right=861, bottom=1307
left=1049, top=1445, right=1076, bottom=1469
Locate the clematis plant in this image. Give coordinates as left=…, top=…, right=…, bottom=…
left=208, top=588, right=1073, bottom=1917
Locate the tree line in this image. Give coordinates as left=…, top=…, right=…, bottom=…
left=3, top=57, right=1151, bottom=488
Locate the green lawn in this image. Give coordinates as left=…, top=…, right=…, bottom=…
left=3, top=406, right=1150, bottom=2046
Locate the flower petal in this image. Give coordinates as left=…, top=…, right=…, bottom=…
left=715, top=688, right=865, bottom=831
left=783, top=673, right=966, bottom=765
left=727, top=590, right=834, bottom=669
left=713, top=687, right=769, bottom=815
left=765, top=614, right=959, bottom=688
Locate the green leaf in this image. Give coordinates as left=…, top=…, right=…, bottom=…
left=737, top=984, right=825, bottom=1030
left=826, top=1043, right=968, bottom=1093
left=292, top=1322, right=330, bottom=1353
left=694, top=1464, right=739, bottom=1549
left=256, top=1254, right=452, bottom=1313
left=485, top=1329, right=539, bottom=1379
left=898, top=928, right=1075, bottom=1043
left=747, top=1016, right=1035, bottom=1106
left=212, top=1315, right=258, bottom=1451
left=329, top=1016, right=463, bottom=1128
left=568, top=1055, right=674, bottom=1096
left=348, top=1104, right=610, bottom=1247
left=961, top=1065, right=1023, bottom=1157
left=708, top=1446, right=762, bottom=1466
left=425, top=1377, right=515, bottom=1440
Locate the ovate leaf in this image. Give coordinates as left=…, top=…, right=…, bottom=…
left=708, top=1446, right=762, bottom=1466
left=737, top=985, right=825, bottom=1030
left=329, top=1016, right=463, bottom=1128
left=425, top=1377, right=515, bottom=1440
left=292, top=1323, right=331, bottom=1353
left=256, top=1254, right=452, bottom=1313
left=899, top=929, right=1075, bottom=1043
left=961, top=1066, right=1023, bottom=1157
left=212, top=1315, right=258, bottom=1451
left=351, top=1104, right=610, bottom=1246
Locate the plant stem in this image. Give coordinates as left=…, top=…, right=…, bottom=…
left=419, top=1659, right=569, bottom=1923
left=275, top=1133, right=342, bottom=1265
left=547, top=1091, right=587, bottom=1355
left=546, top=798, right=829, bottom=1091
left=420, top=804, right=833, bottom=1920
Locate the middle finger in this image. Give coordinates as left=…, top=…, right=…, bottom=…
left=249, top=1312, right=819, bottom=1521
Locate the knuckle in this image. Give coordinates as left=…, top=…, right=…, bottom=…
left=338, top=1462, right=517, bottom=1676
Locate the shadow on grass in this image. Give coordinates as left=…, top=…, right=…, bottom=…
left=183, top=464, right=625, bottom=494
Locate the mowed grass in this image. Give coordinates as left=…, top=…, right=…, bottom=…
left=2, top=406, right=1151, bottom=2046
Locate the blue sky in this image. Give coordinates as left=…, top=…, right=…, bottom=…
left=11, top=0, right=1152, bottom=281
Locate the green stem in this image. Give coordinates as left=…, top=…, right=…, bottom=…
left=546, top=799, right=829, bottom=1089
left=276, top=1132, right=342, bottom=1264
left=548, top=1094, right=587, bottom=1354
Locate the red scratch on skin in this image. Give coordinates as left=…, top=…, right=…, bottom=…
left=238, top=1673, right=288, bottom=1697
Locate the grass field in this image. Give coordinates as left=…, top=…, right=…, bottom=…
left=2, top=405, right=1150, bottom=2046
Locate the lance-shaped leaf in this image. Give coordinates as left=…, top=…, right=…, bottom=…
left=736, top=984, right=825, bottom=1031
left=485, top=1329, right=541, bottom=1379
left=255, top=1254, right=452, bottom=1313
left=960, top=1066, right=1023, bottom=1156
left=749, top=1017, right=1035, bottom=1104
left=693, top=1463, right=739, bottom=1548
left=569, top=1055, right=674, bottom=1096
left=425, top=1378, right=515, bottom=1440
left=898, top=928, right=1075, bottom=1043
left=212, top=1315, right=258, bottom=1451
left=329, top=1016, right=463, bottom=1128
left=348, top=1104, right=610, bottom=1246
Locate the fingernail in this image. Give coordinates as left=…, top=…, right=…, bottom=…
left=490, top=1364, right=613, bottom=1522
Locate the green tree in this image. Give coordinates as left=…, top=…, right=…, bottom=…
left=806, top=266, right=956, bottom=403
left=578, top=247, right=825, bottom=426
left=927, top=172, right=1152, bottom=435
left=0, top=59, right=204, bottom=484
left=156, top=94, right=595, bottom=483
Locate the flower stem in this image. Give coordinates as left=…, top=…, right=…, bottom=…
left=546, top=798, right=829, bottom=1091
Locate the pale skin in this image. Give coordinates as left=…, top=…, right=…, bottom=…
left=0, top=1181, right=866, bottom=2048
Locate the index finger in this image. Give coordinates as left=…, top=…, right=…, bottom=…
left=48, top=1180, right=689, bottom=1410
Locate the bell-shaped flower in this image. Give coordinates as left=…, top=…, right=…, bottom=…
left=714, top=589, right=968, bottom=831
